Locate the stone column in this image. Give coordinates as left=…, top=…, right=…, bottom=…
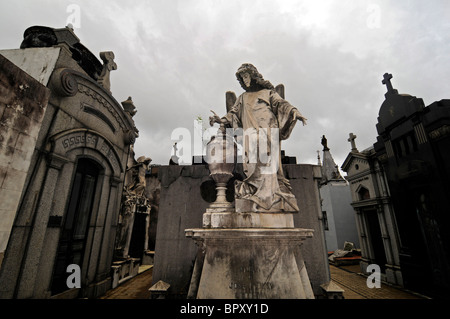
left=355, top=208, right=371, bottom=273
left=377, top=203, right=403, bottom=286
left=16, top=154, right=67, bottom=298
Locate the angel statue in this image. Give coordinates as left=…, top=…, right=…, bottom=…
left=210, top=63, right=307, bottom=213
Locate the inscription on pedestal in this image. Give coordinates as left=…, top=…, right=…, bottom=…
left=187, top=228, right=314, bottom=299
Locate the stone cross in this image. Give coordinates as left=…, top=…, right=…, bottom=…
left=348, top=133, right=358, bottom=152
left=382, top=73, right=398, bottom=94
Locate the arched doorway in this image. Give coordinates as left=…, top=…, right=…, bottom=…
left=51, top=158, right=101, bottom=295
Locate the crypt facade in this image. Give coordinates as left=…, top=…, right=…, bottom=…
left=373, top=73, right=450, bottom=298
left=0, top=26, right=139, bottom=298
left=341, top=134, right=403, bottom=287
left=342, top=73, right=450, bottom=298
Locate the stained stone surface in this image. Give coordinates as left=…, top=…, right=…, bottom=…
left=203, top=211, right=295, bottom=229
left=0, top=25, right=138, bottom=299
left=186, top=228, right=314, bottom=299
left=0, top=53, right=50, bottom=254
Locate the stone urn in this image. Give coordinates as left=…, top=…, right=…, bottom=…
left=205, top=125, right=236, bottom=210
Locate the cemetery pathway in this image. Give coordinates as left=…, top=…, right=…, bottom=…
left=98, top=263, right=429, bottom=299
left=330, top=264, right=428, bottom=299
left=99, top=266, right=153, bottom=299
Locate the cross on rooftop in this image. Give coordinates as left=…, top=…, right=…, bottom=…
left=382, top=73, right=398, bottom=94
left=348, top=133, right=358, bottom=152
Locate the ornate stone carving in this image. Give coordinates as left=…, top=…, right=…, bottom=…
left=20, top=26, right=103, bottom=81
left=98, top=51, right=117, bottom=93
left=121, top=97, right=139, bottom=145
left=114, top=154, right=152, bottom=259
left=50, top=129, right=123, bottom=174
left=205, top=123, right=236, bottom=211
left=121, top=96, right=137, bottom=117
left=123, top=129, right=136, bottom=145
left=78, top=83, right=126, bottom=130
left=50, top=68, right=78, bottom=97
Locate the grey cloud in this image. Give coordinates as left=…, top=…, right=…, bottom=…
left=1, top=1, right=449, bottom=170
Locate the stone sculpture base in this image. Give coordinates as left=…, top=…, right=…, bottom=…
left=185, top=215, right=314, bottom=299
left=235, top=198, right=299, bottom=213
left=203, top=211, right=295, bottom=229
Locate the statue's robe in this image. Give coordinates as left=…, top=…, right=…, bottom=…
left=223, top=88, right=302, bottom=212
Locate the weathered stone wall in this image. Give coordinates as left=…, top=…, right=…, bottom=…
left=0, top=54, right=50, bottom=255
left=151, top=165, right=211, bottom=297
left=145, top=167, right=161, bottom=251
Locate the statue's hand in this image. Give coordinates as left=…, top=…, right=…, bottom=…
left=293, top=109, right=307, bottom=126
left=209, top=115, right=219, bottom=126
left=209, top=110, right=222, bottom=126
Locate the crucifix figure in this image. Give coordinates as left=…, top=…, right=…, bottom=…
left=382, top=73, right=398, bottom=94
left=348, top=133, right=358, bottom=152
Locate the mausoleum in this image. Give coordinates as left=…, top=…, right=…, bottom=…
left=0, top=26, right=139, bottom=298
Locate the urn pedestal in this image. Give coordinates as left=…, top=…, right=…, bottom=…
left=185, top=225, right=315, bottom=299
left=186, top=127, right=315, bottom=299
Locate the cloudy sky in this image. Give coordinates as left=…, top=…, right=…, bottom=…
left=1, top=1, right=449, bottom=172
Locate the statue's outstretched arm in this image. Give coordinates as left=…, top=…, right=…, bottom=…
left=209, top=110, right=224, bottom=126
left=209, top=110, right=233, bottom=127
left=292, top=109, right=307, bottom=126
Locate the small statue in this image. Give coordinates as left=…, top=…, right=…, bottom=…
left=127, top=156, right=152, bottom=197
left=121, top=96, right=137, bottom=117
left=98, top=51, right=117, bottom=93
left=321, top=135, right=329, bottom=151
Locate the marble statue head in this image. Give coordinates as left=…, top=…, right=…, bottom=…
left=235, top=63, right=274, bottom=92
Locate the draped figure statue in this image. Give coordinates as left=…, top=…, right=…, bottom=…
left=210, top=63, right=307, bottom=212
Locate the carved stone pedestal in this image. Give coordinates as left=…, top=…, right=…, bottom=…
left=203, top=211, right=295, bottom=229
left=185, top=220, right=314, bottom=299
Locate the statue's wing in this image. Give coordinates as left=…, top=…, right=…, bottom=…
left=225, top=91, right=237, bottom=113
left=275, top=84, right=285, bottom=99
